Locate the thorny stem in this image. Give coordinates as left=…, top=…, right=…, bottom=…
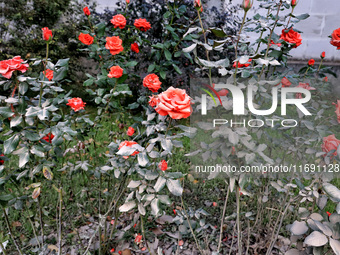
left=236, top=183, right=242, bottom=254
left=233, top=11, right=248, bottom=84
left=58, top=187, right=63, bottom=255
left=197, top=9, right=212, bottom=87
left=141, top=216, right=151, bottom=254
left=258, top=0, right=283, bottom=81
left=39, top=42, right=49, bottom=108
left=37, top=196, right=45, bottom=246
left=317, top=58, right=324, bottom=72
left=2, top=208, right=23, bottom=255
left=180, top=195, right=205, bottom=255
left=255, top=8, right=271, bottom=54
left=285, top=6, right=295, bottom=29
left=217, top=183, right=230, bottom=252
left=98, top=174, right=102, bottom=255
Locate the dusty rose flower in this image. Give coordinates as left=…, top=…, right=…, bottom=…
left=127, top=127, right=135, bottom=136
left=330, top=28, right=340, bottom=50
left=108, top=65, right=123, bottom=78
left=158, top=160, right=168, bottom=171
left=280, top=28, right=302, bottom=48
left=67, top=98, right=86, bottom=112
left=143, top=74, right=162, bottom=92
left=0, top=56, right=29, bottom=79
left=105, top=36, right=124, bottom=55
left=118, top=141, right=139, bottom=159
left=134, top=18, right=151, bottom=32
left=42, top=27, right=52, bottom=41
left=110, top=14, right=126, bottom=29
left=154, top=87, right=192, bottom=119
left=295, top=82, right=315, bottom=99
left=322, top=134, right=340, bottom=157
left=333, top=100, right=340, bottom=123
left=43, top=69, right=53, bottom=81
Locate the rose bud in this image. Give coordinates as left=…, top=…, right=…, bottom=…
left=291, top=0, right=297, bottom=7
left=242, top=0, right=252, bottom=12
left=321, top=51, right=326, bottom=59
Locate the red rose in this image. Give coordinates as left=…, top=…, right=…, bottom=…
left=280, top=28, right=302, bottom=48
left=83, top=6, right=90, bottom=16
left=42, top=133, right=55, bottom=143
left=295, top=82, right=315, bottom=99
left=233, top=59, right=252, bottom=68
left=108, top=65, right=123, bottom=78
left=148, top=95, right=159, bottom=107
left=143, top=74, right=162, bottom=93
left=330, top=28, right=340, bottom=50
left=105, top=36, right=124, bottom=55
left=217, top=89, right=229, bottom=97
left=0, top=56, right=29, bottom=79
left=127, top=127, right=135, bottom=136
left=291, top=0, right=297, bottom=7
left=154, top=87, right=192, bottom=119
left=0, top=154, right=4, bottom=165
left=269, top=40, right=282, bottom=47
left=67, top=98, right=86, bottom=112
left=118, top=141, right=139, bottom=159
left=43, top=69, right=53, bottom=81
left=158, top=160, right=168, bottom=171
left=126, top=0, right=130, bottom=3
left=134, top=18, right=151, bottom=32
left=131, top=43, right=139, bottom=53
left=321, top=51, right=326, bottom=58
left=308, top=59, right=315, bottom=66
left=323, top=76, right=328, bottom=82
left=322, top=135, right=340, bottom=157
left=110, top=14, right=126, bottom=29
left=110, top=248, right=115, bottom=253
left=194, top=0, right=203, bottom=12
left=280, top=77, right=292, bottom=87
left=134, top=234, right=143, bottom=244
left=333, top=100, right=340, bottom=123
left=327, top=212, right=331, bottom=217
left=42, top=27, right=52, bottom=41
left=78, top=33, right=94, bottom=45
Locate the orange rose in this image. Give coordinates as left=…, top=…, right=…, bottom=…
left=134, top=18, right=151, bottom=32
left=154, top=87, right=192, bottom=119
left=295, top=82, right=315, bottom=99
left=108, top=65, right=123, bottom=78
left=42, top=27, right=52, bottom=41
left=78, top=33, right=94, bottom=45
left=43, top=69, right=53, bottom=81
left=127, top=127, right=135, bottom=136
left=333, top=100, right=340, bottom=123
left=111, top=14, right=126, bottom=29
left=118, top=141, right=139, bottom=159
left=322, top=135, right=340, bottom=157
left=0, top=56, right=29, bottom=79
left=143, top=74, right=161, bottom=92
left=330, top=28, right=340, bottom=50
left=148, top=95, right=159, bottom=107
left=280, top=28, right=302, bottom=48
left=67, top=98, right=86, bottom=112
left=105, top=36, right=124, bottom=55
left=131, top=43, right=139, bottom=53
left=158, top=160, right=168, bottom=171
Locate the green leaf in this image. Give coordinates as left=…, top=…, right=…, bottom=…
left=295, top=13, right=310, bottom=20
left=55, top=58, right=69, bottom=67
left=4, top=135, right=19, bottom=154
left=125, top=61, right=138, bottom=67
left=0, top=107, right=15, bottom=118
left=160, top=71, right=166, bottom=79
left=84, top=79, right=94, bottom=86
left=210, top=28, right=227, bottom=38
left=172, top=64, right=182, bottom=74
left=148, top=64, right=156, bottom=73
left=166, top=179, right=183, bottom=196
left=53, top=67, right=68, bottom=81
left=152, top=43, right=164, bottom=49
left=164, top=49, right=172, bottom=61
left=13, top=147, right=29, bottom=168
